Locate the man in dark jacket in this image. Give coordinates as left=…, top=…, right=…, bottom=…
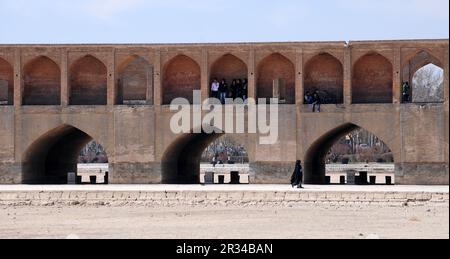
left=291, top=160, right=304, bottom=189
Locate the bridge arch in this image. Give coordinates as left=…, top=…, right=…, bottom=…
left=257, top=53, right=295, bottom=104
left=304, top=53, right=343, bottom=104
left=162, top=55, right=201, bottom=105
left=117, top=55, right=153, bottom=105
left=352, top=52, right=393, bottom=104
left=0, top=57, right=14, bottom=105
left=210, top=54, right=248, bottom=97
left=23, top=56, right=61, bottom=105
left=304, top=123, right=396, bottom=184
left=22, top=124, right=110, bottom=184
left=161, top=130, right=251, bottom=184
left=69, top=55, right=107, bottom=105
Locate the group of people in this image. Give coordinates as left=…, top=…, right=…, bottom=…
left=211, top=78, right=248, bottom=104
left=304, top=91, right=322, bottom=112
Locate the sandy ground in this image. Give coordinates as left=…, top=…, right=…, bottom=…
left=0, top=203, right=448, bottom=239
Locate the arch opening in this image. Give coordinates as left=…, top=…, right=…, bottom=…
left=22, top=125, right=109, bottom=184
left=0, top=57, right=14, bottom=105
left=402, top=51, right=444, bottom=103
left=163, top=55, right=200, bottom=105
left=304, top=123, right=394, bottom=185
left=23, top=56, right=61, bottom=105
left=352, top=53, right=393, bottom=104
left=117, top=55, right=153, bottom=105
left=69, top=55, right=107, bottom=105
left=257, top=53, right=295, bottom=104
left=304, top=53, right=343, bottom=104
left=210, top=54, right=248, bottom=98
left=162, top=133, right=249, bottom=184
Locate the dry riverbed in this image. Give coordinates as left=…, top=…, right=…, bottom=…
left=0, top=203, right=448, bottom=239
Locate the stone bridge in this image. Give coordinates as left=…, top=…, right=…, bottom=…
left=0, top=40, right=448, bottom=185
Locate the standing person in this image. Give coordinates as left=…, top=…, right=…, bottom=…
left=290, top=160, right=304, bottom=189
left=211, top=78, right=220, bottom=99
left=402, top=82, right=410, bottom=103
left=242, top=79, right=248, bottom=100
left=230, top=79, right=237, bottom=99
left=219, top=79, right=228, bottom=104
left=236, top=79, right=243, bottom=99
left=312, top=91, right=322, bottom=113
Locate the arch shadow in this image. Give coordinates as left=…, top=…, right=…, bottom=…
left=22, top=124, right=108, bottom=184
left=304, top=123, right=394, bottom=184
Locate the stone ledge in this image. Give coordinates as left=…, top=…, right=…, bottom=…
left=0, top=190, right=448, bottom=207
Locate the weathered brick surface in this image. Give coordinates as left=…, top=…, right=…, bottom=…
left=70, top=55, right=107, bottom=105
left=23, top=56, right=60, bottom=105
left=163, top=55, right=200, bottom=104
left=257, top=53, right=295, bottom=104
left=352, top=53, right=393, bottom=104
left=118, top=56, right=152, bottom=104
left=304, top=53, right=343, bottom=104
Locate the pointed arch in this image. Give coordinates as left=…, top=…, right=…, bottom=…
left=402, top=50, right=444, bottom=103
left=23, top=56, right=61, bottom=105
left=22, top=124, right=109, bottom=184
left=210, top=54, right=248, bottom=95
left=69, top=55, right=107, bottom=105
left=117, top=55, right=153, bottom=105
left=304, top=123, right=395, bottom=184
left=352, top=52, right=393, bottom=104
left=304, top=53, right=343, bottom=104
left=257, top=53, right=295, bottom=104
left=0, top=57, right=14, bottom=105
left=162, top=55, right=201, bottom=105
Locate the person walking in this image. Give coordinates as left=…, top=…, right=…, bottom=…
left=290, top=160, right=304, bottom=188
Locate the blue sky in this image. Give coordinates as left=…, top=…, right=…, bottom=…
left=0, top=0, right=448, bottom=43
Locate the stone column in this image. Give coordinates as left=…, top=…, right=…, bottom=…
left=13, top=49, right=21, bottom=107
left=392, top=47, right=401, bottom=104
left=154, top=51, right=162, bottom=106
left=248, top=49, right=256, bottom=100
left=60, top=49, right=69, bottom=106
left=343, top=47, right=352, bottom=105
left=295, top=49, right=304, bottom=105
left=200, top=49, right=209, bottom=102
left=107, top=49, right=116, bottom=106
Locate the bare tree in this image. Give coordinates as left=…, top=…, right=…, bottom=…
left=412, top=64, right=444, bottom=103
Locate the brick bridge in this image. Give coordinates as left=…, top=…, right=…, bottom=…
left=0, top=40, right=448, bottom=185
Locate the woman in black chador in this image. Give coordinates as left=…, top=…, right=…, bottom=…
left=291, top=160, right=304, bottom=188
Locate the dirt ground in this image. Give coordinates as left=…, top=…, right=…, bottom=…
left=0, top=204, right=448, bottom=239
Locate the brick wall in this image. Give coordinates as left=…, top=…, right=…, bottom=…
left=353, top=53, right=393, bottom=104
left=119, top=56, right=152, bottom=104
left=304, top=53, right=343, bottom=104
left=23, top=57, right=61, bottom=105
left=163, top=55, right=200, bottom=104
left=70, top=55, right=107, bottom=105
left=257, top=54, right=295, bottom=104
